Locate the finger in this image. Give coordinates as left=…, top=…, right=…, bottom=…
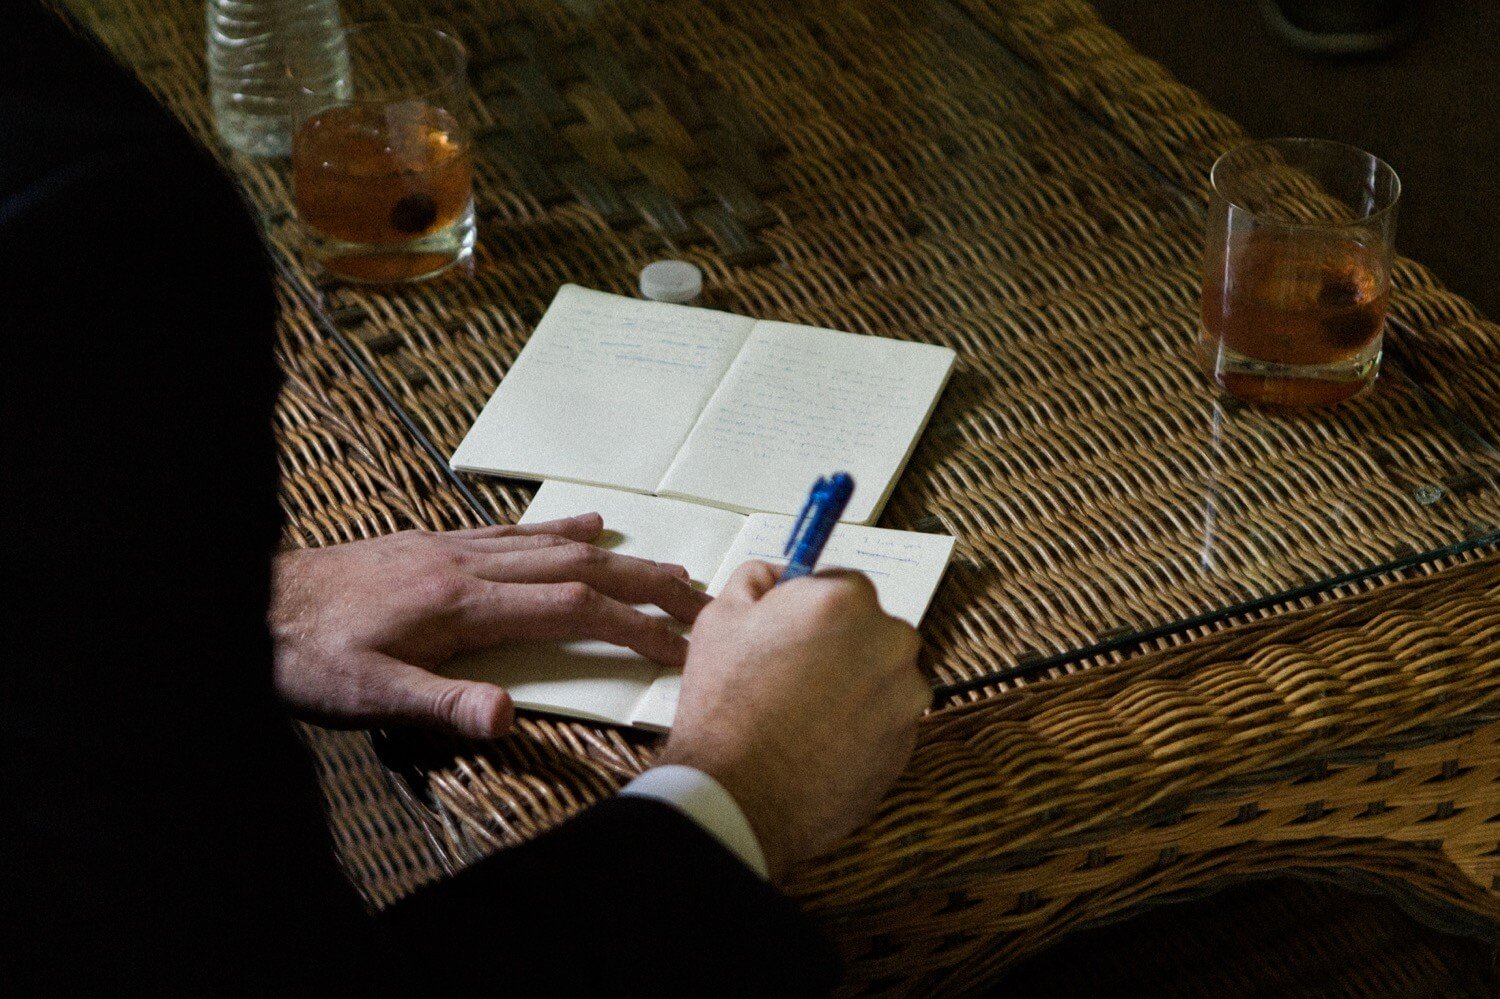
left=454, top=533, right=691, bottom=581
left=719, top=559, right=782, bottom=603
left=369, top=656, right=516, bottom=739
left=455, top=538, right=690, bottom=583
left=462, top=582, right=691, bottom=666
left=445, top=513, right=604, bottom=543
left=469, top=542, right=709, bottom=624
left=454, top=533, right=576, bottom=555
left=655, top=561, right=692, bottom=581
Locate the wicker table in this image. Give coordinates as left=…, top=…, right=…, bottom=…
left=68, top=0, right=1500, bottom=992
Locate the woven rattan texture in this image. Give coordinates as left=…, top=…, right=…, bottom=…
left=417, top=550, right=1500, bottom=993
left=274, top=0, right=1500, bottom=687
left=65, top=0, right=1500, bottom=984
left=808, top=574, right=1500, bottom=993
left=276, top=290, right=475, bottom=904
left=73, top=0, right=1500, bottom=684
left=466, top=8, right=785, bottom=264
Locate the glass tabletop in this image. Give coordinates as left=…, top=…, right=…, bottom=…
left=254, top=0, right=1498, bottom=693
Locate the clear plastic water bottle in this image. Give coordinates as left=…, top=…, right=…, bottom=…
left=206, top=0, right=349, bottom=158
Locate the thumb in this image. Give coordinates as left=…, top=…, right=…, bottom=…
left=427, top=677, right=515, bottom=738
left=386, top=659, right=515, bottom=738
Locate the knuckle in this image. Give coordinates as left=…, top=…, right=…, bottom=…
left=551, top=581, right=597, bottom=613
left=639, top=616, right=674, bottom=644
left=849, top=580, right=881, bottom=610
left=572, top=542, right=608, bottom=568
left=554, top=540, right=602, bottom=570
left=835, top=574, right=879, bottom=605
left=802, top=584, right=849, bottom=620
left=413, top=572, right=466, bottom=607
left=806, top=575, right=876, bottom=619
left=433, top=683, right=465, bottom=725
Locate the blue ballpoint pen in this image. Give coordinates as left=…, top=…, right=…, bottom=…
left=779, top=473, right=855, bottom=583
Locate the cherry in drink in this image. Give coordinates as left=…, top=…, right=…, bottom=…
left=294, top=101, right=473, bottom=283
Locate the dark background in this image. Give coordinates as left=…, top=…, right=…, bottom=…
left=995, top=876, right=1497, bottom=997
left=1091, top=0, right=1498, bottom=319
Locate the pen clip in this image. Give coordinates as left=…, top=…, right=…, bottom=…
left=784, top=476, right=824, bottom=557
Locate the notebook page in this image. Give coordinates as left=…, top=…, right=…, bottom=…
left=656, top=321, right=955, bottom=523
left=437, top=482, right=746, bottom=725
left=451, top=285, right=756, bottom=493
left=628, top=673, right=681, bottom=733
left=707, top=516, right=956, bottom=625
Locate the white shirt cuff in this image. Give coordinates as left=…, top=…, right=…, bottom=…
left=620, top=765, right=768, bottom=879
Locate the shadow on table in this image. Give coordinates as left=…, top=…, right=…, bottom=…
left=985, top=875, right=1497, bottom=998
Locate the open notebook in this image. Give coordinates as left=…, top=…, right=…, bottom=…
left=439, top=482, right=956, bottom=731
left=450, top=285, right=956, bottom=525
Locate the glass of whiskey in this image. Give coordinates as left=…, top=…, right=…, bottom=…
left=292, top=24, right=474, bottom=284
left=1201, top=138, right=1400, bottom=407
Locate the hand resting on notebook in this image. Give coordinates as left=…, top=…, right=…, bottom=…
left=269, top=514, right=709, bottom=738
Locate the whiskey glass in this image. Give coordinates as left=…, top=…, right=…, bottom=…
left=1200, top=138, right=1400, bottom=407
left=291, top=24, right=474, bottom=283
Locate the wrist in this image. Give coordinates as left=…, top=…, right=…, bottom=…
left=657, top=741, right=796, bottom=882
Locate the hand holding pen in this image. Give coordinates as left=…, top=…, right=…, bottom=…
left=664, top=468, right=928, bottom=879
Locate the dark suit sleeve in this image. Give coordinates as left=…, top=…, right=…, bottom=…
left=382, top=796, right=840, bottom=997
left=5, top=6, right=837, bottom=998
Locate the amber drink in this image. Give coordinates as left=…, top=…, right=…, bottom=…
left=1200, top=139, right=1400, bottom=407
left=291, top=25, right=474, bottom=283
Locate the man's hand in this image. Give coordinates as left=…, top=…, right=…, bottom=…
left=659, top=561, right=928, bottom=881
left=270, top=515, right=709, bottom=738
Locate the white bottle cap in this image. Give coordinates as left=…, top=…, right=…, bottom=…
left=639, top=260, right=703, bottom=304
